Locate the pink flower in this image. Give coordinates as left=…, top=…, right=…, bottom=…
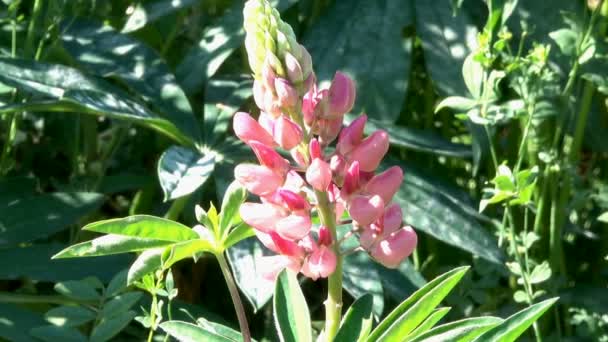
left=240, top=202, right=286, bottom=233
left=348, top=194, right=385, bottom=226
left=269, top=231, right=305, bottom=258
left=306, top=158, right=332, bottom=191
left=249, top=141, right=289, bottom=175
left=233, top=112, right=275, bottom=147
left=284, top=52, right=303, bottom=84
left=370, top=226, right=417, bottom=268
left=349, top=130, right=390, bottom=172
left=328, top=72, right=356, bottom=118
left=277, top=189, right=310, bottom=211
left=301, top=245, right=337, bottom=280
left=274, top=78, right=298, bottom=108
left=274, top=116, right=303, bottom=150
left=365, top=166, right=403, bottom=203
left=341, top=161, right=360, bottom=198
left=276, top=214, right=312, bottom=240
left=235, top=164, right=284, bottom=196
left=337, top=115, right=367, bottom=155
left=318, top=117, right=343, bottom=145
left=256, top=255, right=301, bottom=283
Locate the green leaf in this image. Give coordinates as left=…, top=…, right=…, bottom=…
left=127, top=248, right=163, bottom=285
left=334, top=294, right=374, bottom=342
left=196, top=317, right=251, bottom=342
left=203, top=77, right=253, bottom=145
left=90, top=310, right=136, bottom=342
left=0, top=303, right=46, bottom=342
left=61, top=20, right=200, bottom=142
left=227, top=238, right=274, bottom=311
left=529, top=261, right=552, bottom=284
left=406, top=307, right=452, bottom=340
left=122, top=0, right=198, bottom=32
left=30, top=325, right=87, bottom=342
left=376, top=260, right=426, bottom=302
left=366, top=119, right=472, bottom=159
left=393, top=163, right=503, bottom=264
left=409, top=316, right=503, bottom=342
left=0, top=192, right=103, bottom=245
left=598, top=212, right=608, bottom=223
left=161, top=239, right=216, bottom=269
left=101, top=292, right=143, bottom=318
left=45, top=306, right=96, bottom=327
left=304, top=0, right=412, bottom=122
left=472, top=298, right=558, bottom=342
left=462, top=54, right=484, bottom=99
left=549, top=28, right=578, bottom=56
left=176, top=0, right=297, bottom=93
left=53, top=235, right=172, bottom=259
left=435, top=96, right=478, bottom=113
left=416, top=2, right=477, bottom=97
left=0, top=176, right=37, bottom=203
left=160, top=321, right=234, bottom=342
left=219, top=181, right=247, bottom=237
left=368, top=266, right=469, bottom=341
left=106, top=269, right=129, bottom=297
left=0, top=58, right=191, bottom=146
left=54, top=280, right=100, bottom=301
left=223, top=223, right=255, bottom=249
left=84, top=215, right=198, bottom=242
left=342, top=250, right=384, bottom=317
left=158, top=146, right=216, bottom=201
left=274, top=270, right=312, bottom=342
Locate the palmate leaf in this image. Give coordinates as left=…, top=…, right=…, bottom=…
left=304, top=0, right=413, bottom=123
left=274, top=270, right=312, bottom=342
left=157, top=146, right=216, bottom=201
left=0, top=58, right=192, bottom=146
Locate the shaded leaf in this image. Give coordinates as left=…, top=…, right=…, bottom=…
left=158, top=146, right=216, bottom=201
left=160, top=320, right=234, bottom=342
left=90, top=310, right=136, bottom=342
left=54, top=280, right=100, bottom=301
left=342, top=250, right=384, bottom=317
left=0, top=303, right=46, bottom=342
left=30, top=325, right=87, bottom=342
left=334, top=294, right=374, bottom=342
left=45, top=306, right=96, bottom=327
left=122, top=0, right=198, bottom=33
left=274, top=270, right=312, bottom=342
left=101, top=292, right=143, bottom=318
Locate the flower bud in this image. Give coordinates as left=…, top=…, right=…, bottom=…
left=291, top=148, right=307, bottom=167
left=382, top=203, right=403, bottom=235
left=269, top=231, right=304, bottom=258
left=349, top=130, right=389, bottom=172
left=318, top=226, right=332, bottom=246
left=309, top=138, right=322, bottom=160
left=302, top=86, right=317, bottom=125
left=234, top=112, right=276, bottom=147
left=349, top=194, right=384, bottom=226
left=318, top=117, right=343, bottom=145
left=235, top=163, right=284, bottom=196
left=329, top=154, right=347, bottom=185
left=277, top=189, right=310, bottom=211
left=258, top=112, right=275, bottom=136
left=274, top=116, right=303, bottom=150
left=262, top=56, right=278, bottom=89
left=253, top=80, right=266, bottom=109
left=240, top=202, right=286, bottom=233
left=301, top=245, right=336, bottom=280
left=328, top=71, right=356, bottom=117
left=337, top=114, right=367, bottom=154
left=276, top=213, right=312, bottom=240
left=274, top=78, right=298, bottom=108
left=299, top=45, right=313, bottom=79
left=249, top=141, right=289, bottom=175
left=365, top=166, right=403, bottom=203
left=284, top=52, right=304, bottom=84
left=370, top=226, right=417, bottom=268
left=306, top=158, right=332, bottom=191
left=341, top=161, right=360, bottom=198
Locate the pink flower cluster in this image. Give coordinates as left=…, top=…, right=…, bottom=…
left=234, top=57, right=417, bottom=282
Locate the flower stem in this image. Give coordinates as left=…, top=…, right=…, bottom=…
left=314, top=190, right=342, bottom=341
left=216, top=252, right=251, bottom=342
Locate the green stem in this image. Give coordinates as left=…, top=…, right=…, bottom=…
left=315, top=190, right=342, bottom=342
left=217, top=253, right=251, bottom=342
left=24, top=0, right=44, bottom=59
left=164, top=196, right=190, bottom=221
left=0, top=292, right=95, bottom=305
left=147, top=291, right=157, bottom=342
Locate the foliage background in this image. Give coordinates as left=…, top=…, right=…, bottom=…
left=0, top=0, right=606, bottom=341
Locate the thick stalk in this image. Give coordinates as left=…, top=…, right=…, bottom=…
left=217, top=253, right=251, bottom=342
left=315, top=190, right=342, bottom=342
left=163, top=196, right=190, bottom=221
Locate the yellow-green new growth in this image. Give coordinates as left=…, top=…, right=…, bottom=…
left=243, top=0, right=312, bottom=84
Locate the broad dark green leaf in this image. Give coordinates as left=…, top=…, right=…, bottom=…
left=0, top=58, right=191, bottom=146
left=127, top=248, right=163, bottom=284
left=274, top=270, right=312, bottom=342
left=160, top=321, right=234, bottom=342
left=227, top=238, right=274, bottom=311
left=101, top=292, right=143, bottom=318
left=84, top=215, right=198, bottom=242
left=366, top=119, right=472, bottom=158
left=105, top=270, right=129, bottom=297
left=334, top=294, right=374, bottom=342
left=30, top=325, right=87, bottom=342
left=377, top=260, right=426, bottom=302
left=409, top=316, right=503, bottom=342
left=53, top=234, right=173, bottom=259
left=45, top=306, right=97, bottom=327
left=0, top=244, right=130, bottom=282
left=0, top=303, right=46, bottom=342
left=0, top=192, right=103, bottom=246
left=54, top=280, right=101, bottom=301
left=393, top=163, right=503, bottom=264
left=158, top=146, right=216, bottom=201
left=61, top=20, right=201, bottom=142
left=90, top=310, right=136, bottom=342
left=472, top=298, right=558, bottom=342
left=342, top=250, right=384, bottom=317
left=368, top=266, right=469, bottom=342
left=122, top=0, right=198, bottom=32
left=304, top=0, right=413, bottom=122
left=176, top=0, right=297, bottom=93
left=0, top=176, right=37, bottom=203
left=204, top=77, right=253, bottom=145
left=161, top=239, right=216, bottom=269
left=406, top=307, right=452, bottom=340
left=415, top=1, right=477, bottom=97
